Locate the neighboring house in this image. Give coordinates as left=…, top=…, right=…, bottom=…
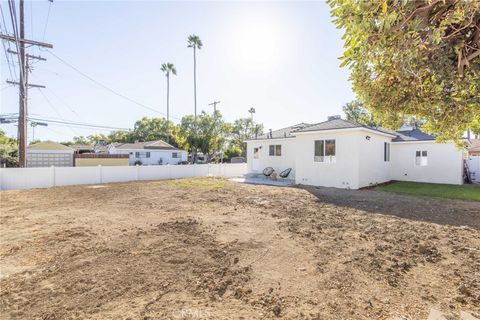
left=108, top=140, right=188, bottom=165
left=27, top=141, right=74, bottom=167
left=74, top=154, right=129, bottom=167
left=245, top=117, right=465, bottom=189
left=468, top=139, right=480, bottom=156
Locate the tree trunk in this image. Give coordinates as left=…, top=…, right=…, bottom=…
left=166, top=73, right=170, bottom=143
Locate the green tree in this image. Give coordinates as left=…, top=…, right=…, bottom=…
left=160, top=62, right=177, bottom=126
left=343, top=100, right=380, bottom=127
left=178, top=111, right=231, bottom=161
left=231, top=118, right=264, bottom=157
left=0, top=130, right=18, bottom=167
left=328, top=0, right=480, bottom=142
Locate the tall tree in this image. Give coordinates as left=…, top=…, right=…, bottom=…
left=187, top=34, right=203, bottom=162
left=231, top=118, right=264, bottom=157
left=160, top=63, right=177, bottom=125
left=187, top=35, right=203, bottom=125
left=328, top=0, right=480, bottom=142
left=248, top=107, right=256, bottom=121
left=343, top=100, right=379, bottom=127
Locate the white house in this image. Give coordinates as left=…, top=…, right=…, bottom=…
left=245, top=117, right=465, bottom=189
left=107, top=140, right=188, bottom=166
left=27, top=141, right=74, bottom=167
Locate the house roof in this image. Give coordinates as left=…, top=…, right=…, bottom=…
left=248, top=123, right=311, bottom=140
left=28, top=141, right=73, bottom=151
left=249, top=117, right=439, bottom=143
left=391, top=129, right=436, bottom=142
left=295, top=119, right=362, bottom=133
left=113, top=140, right=184, bottom=151
left=468, top=139, right=480, bottom=152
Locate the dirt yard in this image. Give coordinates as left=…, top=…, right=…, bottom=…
left=1, top=178, right=479, bottom=319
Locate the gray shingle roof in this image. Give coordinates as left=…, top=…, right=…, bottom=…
left=295, top=119, right=361, bottom=133
left=253, top=123, right=311, bottom=140
left=114, top=140, right=183, bottom=151
left=251, top=117, right=439, bottom=142
left=392, top=129, right=436, bottom=142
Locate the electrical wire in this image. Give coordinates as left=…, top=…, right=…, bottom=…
left=45, top=49, right=182, bottom=121
left=35, top=87, right=78, bottom=135
left=42, top=0, right=51, bottom=41
left=0, top=3, right=16, bottom=80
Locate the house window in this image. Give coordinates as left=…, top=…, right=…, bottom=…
left=269, top=145, right=281, bottom=156
left=146, top=152, right=151, bottom=158
left=415, top=150, right=428, bottom=166
left=384, top=142, right=390, bottom=162
left=314, top=139, right=336, bottom=163
left=135, top=152, right=140, bottom=158
left=172, top=152, right=179, bottom=158
left=253, top=147, right=259, bottom=159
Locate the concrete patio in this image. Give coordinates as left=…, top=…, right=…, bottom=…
left=229, top=176, right=295, bottom=186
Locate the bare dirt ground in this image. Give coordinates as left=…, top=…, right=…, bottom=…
left=0, top=178, right=479, bottom=320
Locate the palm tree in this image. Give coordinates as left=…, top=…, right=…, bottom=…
left=187, top=34, right=203, bottom=124
left=248, top=107, right=256, bottom=121
left=160, top=63, right=177, bottom=124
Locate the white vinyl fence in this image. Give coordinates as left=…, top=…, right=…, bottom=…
left=0, top=163, right=247, bottom=191
left=468, top=156, right=480, bottom=184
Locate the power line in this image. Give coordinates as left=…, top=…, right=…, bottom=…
left=41, top=0, right=51, bottom=41
left=0, top=5, right=15, bottom=80
left=36, top=87, right=78, bottom=135
left=45, top=49, right=182, bottom=121
left=1, top=113, right=131, bottom=131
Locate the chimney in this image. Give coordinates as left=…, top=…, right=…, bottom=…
left=328, top=115, right=341, bottom=121
left=269, top=129, right=273, bottom=138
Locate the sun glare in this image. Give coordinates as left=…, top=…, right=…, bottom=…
left=226, top=13, right=285, bottom=71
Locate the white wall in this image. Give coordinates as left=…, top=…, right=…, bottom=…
left=0, top=163, right=247, bottom=190
left=246, top=138, right=297, bottom=178
left=110, top=148, right=188, bottom=165
left=358, top=132, right=392, bottom=188
left=390, top=141, right=464, bottom=185
left=294, top=130, right=361, bottom=189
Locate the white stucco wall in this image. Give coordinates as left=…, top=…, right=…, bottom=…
left=110, top=149, right=188, bottom=165
left=294, top=130, right=361, bottom=189
left=389, top=141, right=464, bottom=185
left=358, top=132, right=392, bottom=187
left=246, top=138, right=297, bottom=178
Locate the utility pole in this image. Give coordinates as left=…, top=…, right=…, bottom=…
left=209, top=100, right=220, bottom=163
left=1, top=0, right=53, bottom=167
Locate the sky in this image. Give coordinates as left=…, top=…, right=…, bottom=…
left=0, top=0, right=355, bottom=142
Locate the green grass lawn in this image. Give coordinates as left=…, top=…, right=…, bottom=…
left=376, top=181, right=480, bottom=202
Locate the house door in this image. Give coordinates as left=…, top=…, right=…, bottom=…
left=252, top=147, right=260, bottom=171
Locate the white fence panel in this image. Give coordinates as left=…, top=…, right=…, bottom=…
left=468, top=156, right=480, bottom=183
left=170, top=165, right=195, bottom=179
left=102, top=166, right=137, bottom=183
left=0, top=163, right=247, bottom=191
left=138, top=166, right=170, bottom=181
left=0, top=167, right=54, bottom=190
left=54, top=167, right=100, bottom=187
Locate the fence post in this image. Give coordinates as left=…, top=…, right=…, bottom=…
left=136, top=164, right=139, bottom=181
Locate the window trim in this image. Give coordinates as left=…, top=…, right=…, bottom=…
left=415, top=150, right=428, bottom=166
left=384, top=142, right=390, bottom=162
left=314, top=139, right=336, bottom=163
left=269, top=144, right=282, bottom=157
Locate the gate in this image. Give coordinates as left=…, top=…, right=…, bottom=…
left=468, top=156, right=480, bottom=183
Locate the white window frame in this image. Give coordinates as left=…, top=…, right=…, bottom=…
left=314, top=139, right=336, bottom=163
left=269, top=144, right=282, bottom=156
left=415, top=150, right=428, bottom=166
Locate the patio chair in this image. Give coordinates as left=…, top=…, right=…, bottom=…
left=262, top=167, right=274, bottom=177
left=279, top=168, right=292, bottom=179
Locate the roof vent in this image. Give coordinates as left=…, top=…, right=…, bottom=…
left=328, top=115, right=341, bottom=121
